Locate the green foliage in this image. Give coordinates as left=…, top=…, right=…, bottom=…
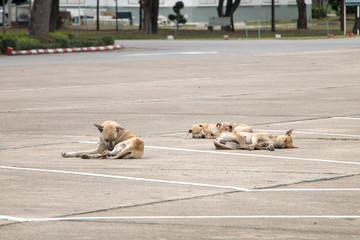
left=0, top=38, right=17, bottom=53
left=0, top=32, right=115, bottom=53
left=102, top=36, right=115, bottom=45
left=168, top=1, right=187, bottom=26
left=312, top=8, right=327, bottom=19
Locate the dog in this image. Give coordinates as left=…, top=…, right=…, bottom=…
left=216, top=122, right=253, bottom=134
left=62, top=120, right=144, bottom=159
left=214, top=131, right=251, bottom=150
left=214, top=129, right=294, bottom=151
left=248, top=129, right=294, bottom=151
left=188, top=123, right=219, bottom=139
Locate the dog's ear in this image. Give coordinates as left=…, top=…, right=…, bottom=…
left=187, top=129, right=192, bottom=137
left=216, top=123, right=221, bottom=128
left=116, top=126, right=124, bottom=133
left=286, top=129, right=294, bottom=136
left=94, top=124, right=103, bottom=132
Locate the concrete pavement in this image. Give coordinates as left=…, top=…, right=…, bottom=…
left=0, top=40, right=359, bottom=239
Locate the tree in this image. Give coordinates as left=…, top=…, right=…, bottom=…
left=217, top=0, right=241, bottom=32
left=143, top=0, right=159, bottom=34
left=296, top=0, right=307, bottom=29
left=49, top=0, right=60, bottom=32
left=168, top=1, right=187, bottom=33
left=97, top=0, right=100, bottom=30
left=29, top=0, right=52, bottom=39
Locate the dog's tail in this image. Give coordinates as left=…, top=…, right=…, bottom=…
left=214, top=140, right=237, bottom=150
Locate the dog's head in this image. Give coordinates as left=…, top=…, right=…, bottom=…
left=94, top=123, right=123, bottom=151
left=275, top=129, right=294, bottom=149
left=216, top=122, right=234, bottom=133
left=188, top=124, right=206, bottom=138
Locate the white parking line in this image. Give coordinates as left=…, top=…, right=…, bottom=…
left=254, top=129, right=360, bottom=138
left=75, top=142, right=360, bottom=165
left=145, top=146, right=360, bottom=166
left=1, top=215, right=359, bottom=223
left=251, top=188, right=360, bottom=192
left=126, top=51, right=218, bottom=57
left=0, top=166, right=246, bottom=191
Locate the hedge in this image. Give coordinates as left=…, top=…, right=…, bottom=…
left=0, top=32, right=115, bottom=54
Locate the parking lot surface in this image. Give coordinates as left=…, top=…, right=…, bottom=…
left=0, top=39, right=359, bottom=239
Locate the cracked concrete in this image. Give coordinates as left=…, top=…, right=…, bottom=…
left=0, top=40, right=360, bottom=239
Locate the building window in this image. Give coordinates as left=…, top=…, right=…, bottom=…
left=262, top=0, right=280, bottom=5
left=60, top=0, right=86, bottom=4
left=198, top=0, right=217, bottom=5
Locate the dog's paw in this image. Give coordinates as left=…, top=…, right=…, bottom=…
left=266, top=145, right=275, bottom=151
left=248, top=145, right=255, bottom=151
left=107, top=152, right=117, bottom=157
left=81, top=154, right=90, bottom=159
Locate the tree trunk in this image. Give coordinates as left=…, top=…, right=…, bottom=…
left=29, top=0, right=52, bottom=39
left=340, top=0, right=344, bottom=31
left=143, top=0, right=158, bottom=34
left=353, top=15, right=360, bottom=34
left=151, top=0, right=159, bottom=34
left=143, top=0, right=152, bottom=33
left=217, top=0, right=241, bottom=32
left=96, top=0, right=100, bottom=31
left=49, top=0, right=60, bottom=32
left=296, top=0, right=307, bottom=29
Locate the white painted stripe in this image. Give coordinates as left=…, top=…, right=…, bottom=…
left=251, top=189, right=360, bottom=192
left=74, top=142, right=360, bottom=166
left=0, top=166, right=246, bottom=191
left=1, top=215, right=359, bottom=223
left=254, top=129, right=360, bottom=138
left=127, top=51, right=218, bottom=57
left=145, top=146, right=360, bottom=166
left=332, top=117, right=360, bottom=120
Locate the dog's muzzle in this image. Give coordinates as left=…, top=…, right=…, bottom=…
left=275, top=143, right=284, bottom=149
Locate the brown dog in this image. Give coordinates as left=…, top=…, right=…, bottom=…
left=214, top=129, right=295, bottom=151
left=188, top=123, right=219, bottom=139
left=248, top=129, right=295, bottom=151
left=214, top=131, right=251, bottom=150
left=216, top=122, right=253, bottom=134
left=62, top=120, right=144, bottom=159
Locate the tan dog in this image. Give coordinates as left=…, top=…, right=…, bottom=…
left=248, top=129, right=294, bottom=151
left=214, top=129, right=295, bottom=151
left=188, top=123, right=219, bottom=139
left=62, top=120, right=144, bottom=159
left=214, top=131, right=250, bottom=150
left=216, top=122, right=253, bottom=134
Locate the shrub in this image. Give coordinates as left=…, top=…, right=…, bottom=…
left=102, top=36, right=114, bottom=45
left=312, top=8, right=327, bottom=19
left=0, top=38, right=17, bottom=53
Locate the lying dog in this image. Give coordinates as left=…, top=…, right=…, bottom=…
left=248, top=129, right=294, bottom=151
left=216, top=122, right=253, bottom=134
left=188, top=123, right=219, bottom=139
left=62, top=120, right=144, bottom=159
left=214, top=131, right=251, bottom=150
left=214, top=129, right=294, bottom=151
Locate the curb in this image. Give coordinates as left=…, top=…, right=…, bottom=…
left=6, top=45, right=124, bottom=56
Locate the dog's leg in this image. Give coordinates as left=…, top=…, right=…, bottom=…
left=249, top=135, right=260, bottom=151
left=62, top=149, right=100, bottom=158
left=107, top=146, right=134, bottom=159
left=234, top=134, right=249, bottom=150
left=62, top=142, right=107, bottom=158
